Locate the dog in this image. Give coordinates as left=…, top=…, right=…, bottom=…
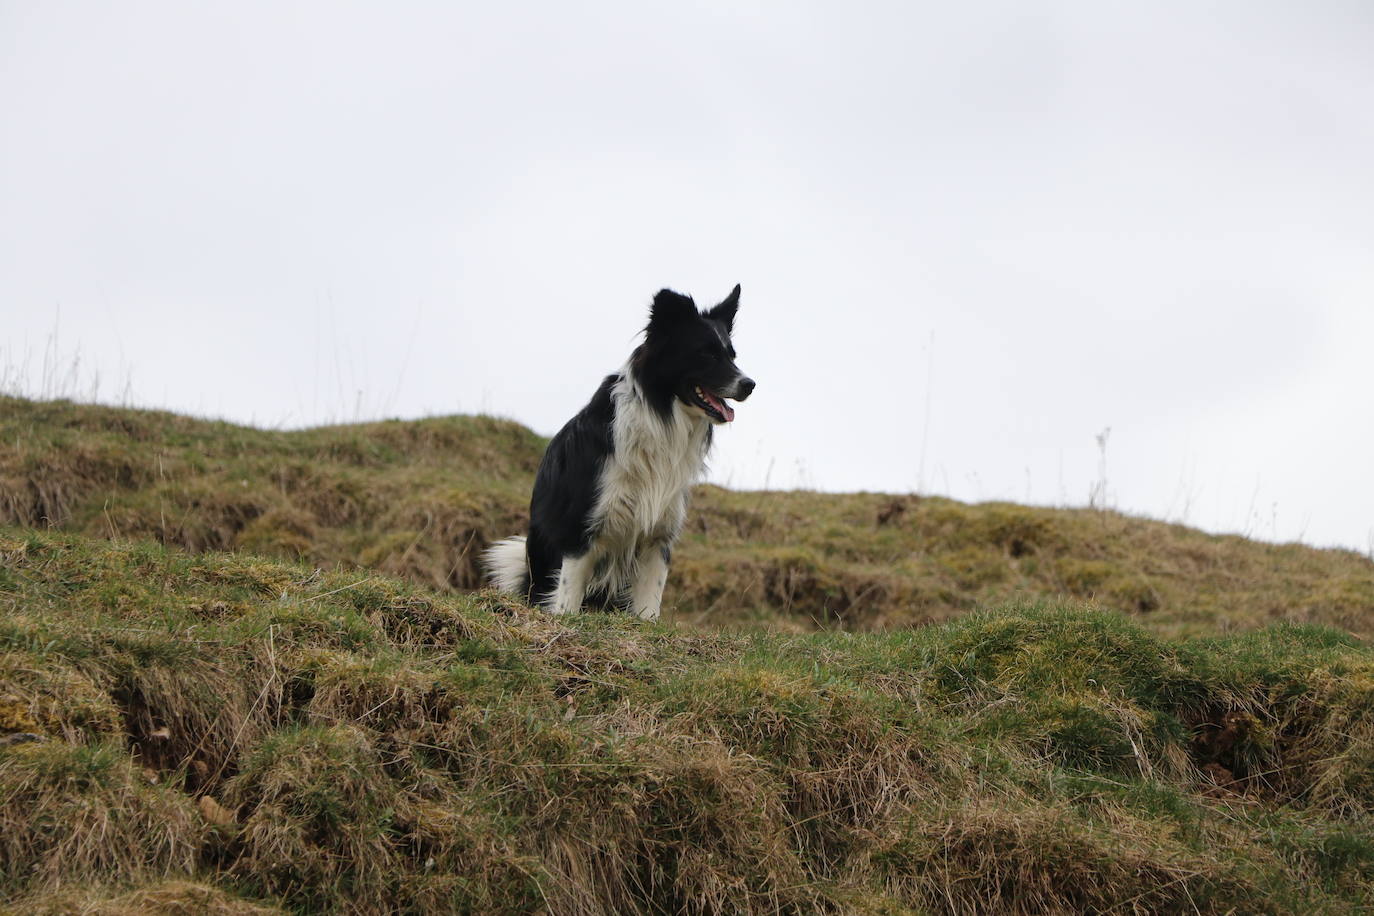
left=483, top=285, right=755, bottom=619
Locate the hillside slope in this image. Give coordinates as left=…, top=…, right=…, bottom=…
left=3, top=396, right=1370, bottom=637
left=3, top=530, right=1374, bottom=913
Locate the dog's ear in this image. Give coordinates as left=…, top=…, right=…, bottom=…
left=648, top=289, right=698, bottom=331
left=706, top=284, right=740, bottom=333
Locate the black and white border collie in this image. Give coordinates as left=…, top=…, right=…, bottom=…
left=484, top=285, right=754, bottom=619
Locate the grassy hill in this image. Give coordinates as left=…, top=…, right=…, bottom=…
left=3, top=397, right=1371, bottom=638
left=2, top=397, right=1374, bottom=913
left=3, top=530, right=1374, bottom=913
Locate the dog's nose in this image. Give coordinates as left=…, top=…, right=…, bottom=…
left=736, top=377, right=756, bottom=400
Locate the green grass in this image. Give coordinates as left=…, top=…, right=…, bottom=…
left=3, top=396, right=1373, bottom=912
left=3, top=396, right=1372, bottom=638
left=3, top=530, right=1374, bottom=913
left=0, top=396, right=541, bottom=592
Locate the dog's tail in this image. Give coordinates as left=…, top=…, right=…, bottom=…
left=483, top=535, right=529, bottom=596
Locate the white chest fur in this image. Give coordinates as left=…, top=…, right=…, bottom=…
left=582, top=373, right=709, bottom=596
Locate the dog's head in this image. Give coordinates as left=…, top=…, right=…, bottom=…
left=637, top=284, right=755, bottom=424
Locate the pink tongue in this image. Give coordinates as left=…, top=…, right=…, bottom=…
left=703, top=390, right=735, bottom=422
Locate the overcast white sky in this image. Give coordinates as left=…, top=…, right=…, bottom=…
left=2, top=1, right=1372, bottom=551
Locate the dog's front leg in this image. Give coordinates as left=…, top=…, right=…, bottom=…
left=629, top=545, right=670, bottom=621
left=551, top=553, right=593, bottom=615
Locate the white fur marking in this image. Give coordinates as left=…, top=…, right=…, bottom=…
left=483, top=536, right=528, bottom=595
left=629, top=546, right=669, bottom=620
left=552, top=553, right=594, bottom=615
left=580, top=367, right=711, bottom=606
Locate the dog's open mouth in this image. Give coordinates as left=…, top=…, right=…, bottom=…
left=691, top=385, right=736, bottom=423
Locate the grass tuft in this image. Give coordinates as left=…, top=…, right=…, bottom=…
left=0, top=741, right=204, bottom=895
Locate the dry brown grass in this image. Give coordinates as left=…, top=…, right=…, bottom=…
left=3, top=531, right=1373, bottom=913
left=3, top=396, right=1371, bottom=639
left=677, top=490, right=1374, bottom=637
left=3, top=397, right=1374, bottom=912
left=2, top=880, right=284, bottom=915
left=0, top=741, right=203, bottom=893
left=875, top=795, right=1256, bottom=915
left=0, top=397, right=538, bottom=594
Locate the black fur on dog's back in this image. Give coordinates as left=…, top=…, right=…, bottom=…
left=523, top=374, right=617, bottom=606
